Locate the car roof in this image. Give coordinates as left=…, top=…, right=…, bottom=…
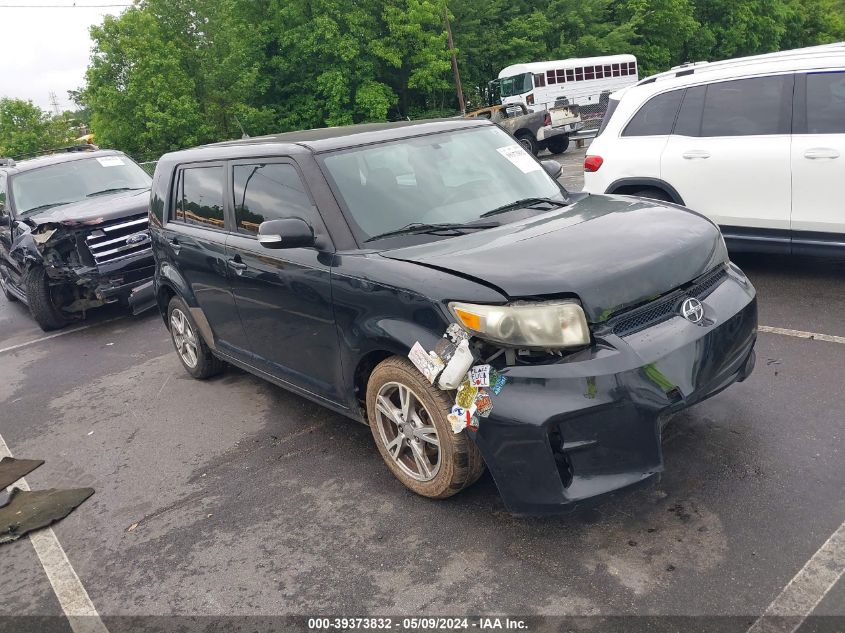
left=162, top=118, right=489, bottom=164
left=0, top=149, right=127, bottom=176
left=615, top=43, right=845, bottom=102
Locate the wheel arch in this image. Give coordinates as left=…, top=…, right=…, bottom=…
left=605, top=178, right=685, bottom=205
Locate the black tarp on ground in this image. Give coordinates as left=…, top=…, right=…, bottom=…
left=0, top=457, right=44, bottom=489
left=0, top=487, right=94, bottom=544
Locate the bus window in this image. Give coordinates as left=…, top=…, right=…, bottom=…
left=566, top=69, right=574, bottom=82
left=534, top=73, right=546, bottom=88
left=556, top=69, right=566, bottom=83
left=575, top=68, right=584, bottom=81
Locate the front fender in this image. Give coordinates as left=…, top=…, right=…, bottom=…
left=10, top=230, right=44, bottom=271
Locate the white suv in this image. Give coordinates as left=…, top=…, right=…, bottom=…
left=583, top=43, right=845, bottom=257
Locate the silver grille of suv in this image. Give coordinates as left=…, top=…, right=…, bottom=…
left=85, top=214, right=151, bottom=266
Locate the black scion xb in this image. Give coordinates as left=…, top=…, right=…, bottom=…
left=149, top=119, right=757, bottom=515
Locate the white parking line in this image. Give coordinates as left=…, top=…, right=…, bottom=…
left=746, top=519, right=845, bottom=633
left=0, top=318, right=123, bottom=356
left=758, top=325, right=845, bottom=345
left=0, top=434, right=109, bottom=633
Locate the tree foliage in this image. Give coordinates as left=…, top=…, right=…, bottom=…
left=0, top=99, right=74, bottom=159
left=75, top=0, right=845, bottom=160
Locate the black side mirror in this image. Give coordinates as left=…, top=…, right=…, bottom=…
left=258, top=217, right=315, bottom=249
left=541, top=160, right=562, bottom=179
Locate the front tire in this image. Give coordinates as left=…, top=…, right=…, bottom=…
left=25, top=267, right=67, bottom=331
left=0, top=269, right=17, bottom=302
left=366, top=356, right=485, bottom=499
left=516, top=132, right=539, bottom=156
left=167, top=296, right=224, bottom=379
left=546, top=134, right=570, bottom=155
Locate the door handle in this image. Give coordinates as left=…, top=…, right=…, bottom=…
left=682, top=150, right=711, bottom=160
left=167, top=236, right=181, bottom=254
left=227, top=256, right=248, bottom=274
left=804, top=148, right=840, bottom=160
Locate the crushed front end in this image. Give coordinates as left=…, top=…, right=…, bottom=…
left=25, top=213, right=154, bottom=315
left=469, top=264, right=757, bottom=515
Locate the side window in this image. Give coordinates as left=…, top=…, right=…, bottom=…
left=0, top=175, right=6, bottom=212
left=805, top=71, right=845, bottom=134
left=177, top=166, right=225, bottom=229
left=675, top=86, right=706, bottom=136
left=622, top=90, right=683, bottom=137
left=232, top=163, right=313, bottom=235
left=700, top=75, right=790, bottom=137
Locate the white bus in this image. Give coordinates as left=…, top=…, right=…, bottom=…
left=496, top=54, right=639, bottom=110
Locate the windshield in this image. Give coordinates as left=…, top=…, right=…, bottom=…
left=499, top=73, right=533, bottom=97
left=321, top=126, right=565, bottom=243
left=11, top=155, right=151, bottom=215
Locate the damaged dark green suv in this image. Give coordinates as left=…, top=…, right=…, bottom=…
left=0, top=150, right=154, bottom=330
left=151, top=119, right=758, bottom=515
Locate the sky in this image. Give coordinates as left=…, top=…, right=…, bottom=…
left=0, top=1, right=129, bottom=112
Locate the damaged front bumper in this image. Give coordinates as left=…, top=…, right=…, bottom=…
left=472, top=268, right=758, bottom=515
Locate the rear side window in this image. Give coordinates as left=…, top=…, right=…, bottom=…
left=622, top=90, right=683, bottom=136
left=232, top=163, right=313, bottom=235
left=805, top=71, right=845, bottom=134
left=699, top=76, right=790, bottom=136
left=175, top=166, right=225, bottom=229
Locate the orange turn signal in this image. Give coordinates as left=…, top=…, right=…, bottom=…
left=453, top=308, right=481, bottom=331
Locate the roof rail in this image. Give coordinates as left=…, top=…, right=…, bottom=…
left=13, top=143, right=99, bottom=161
left=638, top=42, right=845, bottom=86
left=0, top=158, right=16, bottom=167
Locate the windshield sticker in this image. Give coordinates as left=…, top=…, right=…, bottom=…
left=96, top=156, right=126, bottom=167
left=496, top=144, right=541, bottom=173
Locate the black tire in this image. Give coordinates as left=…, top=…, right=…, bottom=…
left=546, top=134, right=570, bottom=155
left=166, top=295, right=225, bottom=379
left=25, top=267, right=67, bottom=331
left=366, top=356, right=485, bottom=499
left=0, top=269, right=17, bottom=302
left=629, top=188, right=672, bottom=202
left=515, top=132, right=539, bottom=156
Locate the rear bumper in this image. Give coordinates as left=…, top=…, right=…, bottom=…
left=472, top=267, right=757, bottom=515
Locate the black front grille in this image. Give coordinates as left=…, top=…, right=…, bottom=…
left=85, top=214, right=151, bottom=266
left=609, top=266, right=728, bottom=337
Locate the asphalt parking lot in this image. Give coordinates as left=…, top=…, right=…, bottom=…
left=1, top=144, right=843, bottom=633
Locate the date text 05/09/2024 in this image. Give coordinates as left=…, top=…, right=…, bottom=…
left=308, top=617, right=528, bottom=630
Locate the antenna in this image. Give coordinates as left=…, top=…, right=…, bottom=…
left=48, top=91, right=61, bottom=116
left=233, top=114, right=249, bottom=139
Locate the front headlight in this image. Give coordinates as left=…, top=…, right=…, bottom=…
left=448, top=300, right=591, bottom=349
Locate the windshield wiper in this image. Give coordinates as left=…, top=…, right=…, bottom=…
left=480, top=197, right=566, bottom=218
left=86, top=187, right=147, bottom=198
left=364, top=222, right=498, bottom=243
left=22, top=201, right=73, bottom=214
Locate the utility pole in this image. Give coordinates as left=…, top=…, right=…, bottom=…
left=444, top=4, right=465, bottom=115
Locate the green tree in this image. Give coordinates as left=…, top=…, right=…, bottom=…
left=0, top=98, right=72, bottom=158
left=81, top=6, right=214, bottom=161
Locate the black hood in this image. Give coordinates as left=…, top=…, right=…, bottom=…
left=25, top=188, right=150, bottom=226
left=379, top=195, right=728, bottom=322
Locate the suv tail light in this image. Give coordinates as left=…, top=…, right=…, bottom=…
left=543, top=111, right=551, bottom=126
left=584, top=155, right=604, bottom=172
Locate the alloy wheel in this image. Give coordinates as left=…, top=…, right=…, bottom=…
left=170, top=308, right=199, bottom=368
left=374, top=381, right=441, bottom=482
